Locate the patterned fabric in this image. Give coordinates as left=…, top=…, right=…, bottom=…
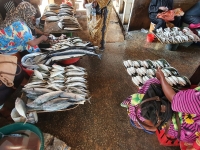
left=86, top=0, right=112, bottom=47
left=0, top=21, right=40, bottom=54
left=121, top=78, right=200, bottom=143
left=0, top=1, right=36, bottom=30
left=168, top=86, right=200, bottom=143
left=4, top=0, right=15, bottom=12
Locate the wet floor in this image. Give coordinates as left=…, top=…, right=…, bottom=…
left=1, top=9, right=200, bottom=150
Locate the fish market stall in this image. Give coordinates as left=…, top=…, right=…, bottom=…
left=12, top=64, right=90, bottom=123
left=153, top=27, right=200, bottom=44
left=123, top=59, right=191, bottom=89
left=42, top=3, right=82, bottom=34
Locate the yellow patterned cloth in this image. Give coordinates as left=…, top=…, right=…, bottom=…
left=86, top=0, right=113, bottom=47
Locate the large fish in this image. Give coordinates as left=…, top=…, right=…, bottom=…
left=28, top=91, right=64, bottom=105
left=21, top=53, right=43, bottom=69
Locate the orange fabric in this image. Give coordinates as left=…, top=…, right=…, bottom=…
left=157, top=10, right=175, bottom=22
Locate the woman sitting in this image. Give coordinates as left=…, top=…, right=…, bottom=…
left=182, top=1, right=200, bottom=29
left=0, top=1, right=48, bottom=55
left=149, top=0, right=182, bottom=30
left=121, top=68, right=200, bottom=149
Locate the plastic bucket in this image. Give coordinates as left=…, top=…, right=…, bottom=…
left=146, top=33, right=155, bottom=42
left=60, top=57, right=80, bottom=65
left=0, top=122, right=44, bottom=150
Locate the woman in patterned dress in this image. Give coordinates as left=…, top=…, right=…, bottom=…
left=121, top=68, right=200, bottom=150
left=83, top=0, right=113, bottom=50
left=0, top=1, right=48, bottom=55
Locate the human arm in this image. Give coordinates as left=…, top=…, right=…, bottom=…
left=27, top=35, right=48, bottom=47
left=156, top=68, right=176, bottom=102
left=34, top=27, right=49, bottom=36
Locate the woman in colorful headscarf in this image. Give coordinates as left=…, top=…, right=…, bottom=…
left=121, top=67, right=200, bottom=150
left=0, top=1, right=48, bottom=55
left=83, top=0, right=113, bottom=50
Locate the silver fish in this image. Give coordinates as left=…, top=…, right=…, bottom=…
left=29, top=91, right=64, bottom=105
left=15, top=98, right=27, bottom=120
left=23, top=88, right=53, bottom=95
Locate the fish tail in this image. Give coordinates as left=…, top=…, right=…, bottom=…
left=23, top=118, right=28, bottom=125
left=86, top=97, right=92, bottom=104
left=98, top=54, right=102, bottom=60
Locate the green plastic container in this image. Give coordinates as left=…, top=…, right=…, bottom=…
left=0, top=123, right=44, bottom=150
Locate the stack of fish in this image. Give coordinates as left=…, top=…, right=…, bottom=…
left=58, top=4, right=74, bottom=17
left=58, top=16, right=82, bottom=30
left=123, top=59, right=191, bottom=88
left=43, top=11, right=57, bottom=17
left=21, top=37, right=101, bottom=69
left=23, top=64, right=90, bottom=112
left=49, top=3, right=60, bottom=10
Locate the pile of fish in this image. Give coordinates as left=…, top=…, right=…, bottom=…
left=44, top=3, right=82, bottom=30
left=21, top=37, right=101, bottom=69
left=58, top=16, right=82, bottom=30
left=23, top=64, right=90, bottom=112
left=123, top=59, right=191, bottom=88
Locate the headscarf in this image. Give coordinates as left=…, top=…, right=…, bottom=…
left=0, top=1, right=36, bottom=30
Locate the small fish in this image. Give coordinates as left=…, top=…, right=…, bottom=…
left=34, top=70, right=43, bottom=80
left=15, top=98, right=27, bottom=121
left=38, top=64, right=50, bottom=71
left=52, top=65, right=65, bottom=71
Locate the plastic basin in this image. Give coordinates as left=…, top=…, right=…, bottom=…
left=0, top=122, right=44, bottom=150
left=60, top=57, right=80, bottom=65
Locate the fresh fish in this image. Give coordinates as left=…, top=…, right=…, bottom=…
left=21, top=52, right=42, bottom=69
left=28, top=91, right=64, bottom=105
left=132, top=77, right=140, bottom=86
left=66, top=82, right=87, bottom=89
left=50, top=71, right=65, bottom=78
left=66, top=87, right=88, bottom=96
left=58, top=21, right=63, bottom=29
left=34, top=70, right=43, bottom=80
left=177, top=76, right=186, bottom=86
left=52, top=65, right=65, bottom=70
left=24, top=81, right=46, bottom=87
left=127, top=68, right=132, bottom=76
left=127, top=60, right=133, bottom=67
left=48, top=49, right=102, bottom=59
left=15, top=98, right=27, bottom=120
left=66, top=77, right=86, bottom=83
left=60, top=92, right=85, bottom=101
left=168, top=76, right=177, bottom=85
left=129, top=67, right=136, bottom=75
left=41, top=100, right=85, bottom=112
left=132, top=61, right=140, bottom=68
left=66, top=71, right=87, bottom=76
left=51, top=54, right=85, bottom=61
left=23, top=88, right=53, bottom=95
left=165, top=77, right=173, bottom=86
left=38, top=64, right=50, bottom=71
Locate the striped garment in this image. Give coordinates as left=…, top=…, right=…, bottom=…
left=168, top=88, right=200, bottom=143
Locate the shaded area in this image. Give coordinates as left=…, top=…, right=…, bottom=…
left=1, top=9, right=200, bottom=150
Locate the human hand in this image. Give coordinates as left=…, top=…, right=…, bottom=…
left=159, top=6, right=168, bottom=12
left=41, top=35, right=48, bottom=42
left=43, top=32, right=49, bottom=36
left=156, top=68, right=165, bottom=81
left=83, top=0, right=88, bottom=8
